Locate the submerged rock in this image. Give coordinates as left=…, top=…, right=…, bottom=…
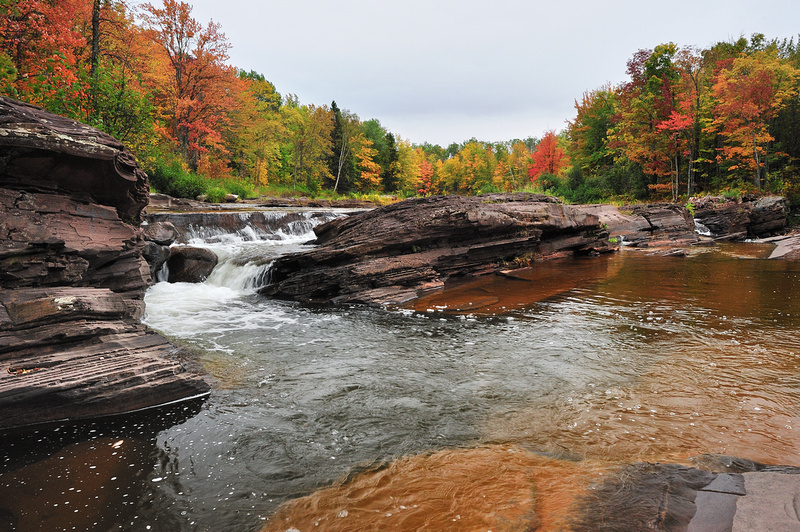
left=570, top=458, right=800, bottom=531
left=260, top=193, right=616, bottom=306
left=0, top=96, right=209, bottom=431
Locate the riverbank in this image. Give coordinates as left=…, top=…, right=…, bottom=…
left=0, top=96, right=210, bottom=432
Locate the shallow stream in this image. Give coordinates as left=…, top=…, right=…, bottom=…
left=2, top=210, right=799, bottom=530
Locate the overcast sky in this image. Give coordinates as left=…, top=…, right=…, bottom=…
left=141, top=0, right=800, bottom=146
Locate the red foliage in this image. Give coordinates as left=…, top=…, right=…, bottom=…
left=528, top=131, right=567, bottom=181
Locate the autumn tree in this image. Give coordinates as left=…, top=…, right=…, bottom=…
left=0, top=0, right=90, bottom=116
left=142, top=0, right=238, bottom=169
left=227, top=70, right=286, bottom=185
left=529, top=131, right=567, bottom=183
left=707, top=49, right=799, bottom=188
left=351, top=132, right=381, bottom=191
left=282, top=98, right=333, bottom=191
left=415, top=152, right=434, bottom=195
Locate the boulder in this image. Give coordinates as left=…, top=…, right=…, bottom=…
left=0, top=96, right=209, bottom=430
left=142, top=220, right=179, bottom=246
left=166, top=246, right=218, bottom=283
left=260, top=193, right=616, bottom=306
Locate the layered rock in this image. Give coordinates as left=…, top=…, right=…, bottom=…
left=691, top=195, right=789, bottom=240
left=0, top=96, right=209, bottom=430
left=582, top=203, right=699, bottom=247
left=261, top=193, right=616, bottom=306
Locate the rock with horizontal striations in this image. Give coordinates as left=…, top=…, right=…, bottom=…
left=0, top=97, right=209, bottom=430
left=691, top=195, right=788, bottom=240
left=749, top=195, right=789, bottom=236
left=166, top=246, right=218, bottom=283
left=260, top=193, right=616, bottom=306
left=581, top=203, right=698, bottom=247
left=0, top=96, right=148, bottom=222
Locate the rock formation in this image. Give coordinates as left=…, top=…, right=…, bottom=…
left=582, top=203, right=699, bottom=247
left=0, top=96, right=209, bottom=431
left=261, top=193, right=617, bottom=306
left=691, top=195, right=789, bottom=240
left=165, top=246, right=219, bottom=283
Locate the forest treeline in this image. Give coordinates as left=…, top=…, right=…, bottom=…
left=3, top=0, right=800, bottom=204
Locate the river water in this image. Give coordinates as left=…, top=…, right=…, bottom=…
left=2, top=210, right=800, bottom=531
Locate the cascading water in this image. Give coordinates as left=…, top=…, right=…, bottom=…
left=4, top=209, right=800, bottom=531
left=694, top=218, right=713, bottom=237
left=150, top=209, right=342, bottom=292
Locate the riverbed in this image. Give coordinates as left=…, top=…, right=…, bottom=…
left=1, top=211, right=799, bottom=531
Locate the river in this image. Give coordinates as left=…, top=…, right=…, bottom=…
left=1, top=209, right=799, bottom=531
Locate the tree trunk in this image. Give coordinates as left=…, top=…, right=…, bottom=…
left=90, top=0, right=101, bottom=79
left=333, top=123, right=349, bottom=193
left=753, top=131, right=761, bottom=188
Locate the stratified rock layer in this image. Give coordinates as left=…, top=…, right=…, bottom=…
left=582, top=203, right=699, bottom=247
left=691, top=195, right=789, bottom=240
left=0, top=96, right=209, bottom=430
left=261, top=193, right=616, bottom=306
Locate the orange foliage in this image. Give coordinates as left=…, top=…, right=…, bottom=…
left=142, top=0, right=239, bottom=167
left=529, top=131, right=567, bottom=181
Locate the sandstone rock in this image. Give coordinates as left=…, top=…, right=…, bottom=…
left=166, top=246, right=218, bottom=283
left=691, top=195, right=788, bottom=239
left=582, top=203, right=698, bottom=246
left=0, top=97, right=209, bottom=430
left=0, top=96, right=148, bottom=222
left=749, top=196, right=789, bottom=236
left=261, top=193, right=615, bottom=306
left=142, top=221, right=179, bottom=246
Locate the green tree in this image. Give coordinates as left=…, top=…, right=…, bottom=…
left=381, top=132, right=399, bottom=192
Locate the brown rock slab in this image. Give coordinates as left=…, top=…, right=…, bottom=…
left=691, top=195, right=788, bottom=240
left=583, top=203, right=699, bottom=246
left=0, top=96, right=148, bottom=222
left=732, top=472, right=800, bottom=531
left=261, top=193, right=616, bottom=306
left=0, top=97, right=209, bottom=430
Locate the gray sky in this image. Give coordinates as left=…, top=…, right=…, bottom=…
left=150, top=0, right=800, bottom=146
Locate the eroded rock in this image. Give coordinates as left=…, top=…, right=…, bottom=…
left=691, top=195, right=788, bottom=240
left=166, top=246, right=218, bottom=283
left=583, top=203, right=699, bottom=247
left=0, top=96, right=209, bottom=430
left=261, top=193, right=616, bottom=306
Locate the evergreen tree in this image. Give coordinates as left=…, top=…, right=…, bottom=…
left=381, top=132, right=399, bottom=192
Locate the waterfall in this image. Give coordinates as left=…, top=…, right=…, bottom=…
left=148, top=209, right=344, bottom=291
left=693, top=218, right=713, bottom=237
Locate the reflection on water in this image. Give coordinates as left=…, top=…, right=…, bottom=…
left=2, top=232, right=800, bottom=530
left=261, top=446, right=601, bottom=532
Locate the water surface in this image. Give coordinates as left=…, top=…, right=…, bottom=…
left=2, top=213, right=799, bottom=531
